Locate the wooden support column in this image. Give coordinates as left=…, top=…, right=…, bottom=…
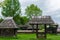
left=44, top=24, right=47, bottom=39
left=36, top=24, right=38, bottom=38
left=32, top=25, right=34, bottom=32
left=14, top=29, right=17, bottom=37
left=56, top=25, right=58, bottom=34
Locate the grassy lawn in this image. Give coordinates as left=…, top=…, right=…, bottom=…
left=0, top=33, right=60, bottom=40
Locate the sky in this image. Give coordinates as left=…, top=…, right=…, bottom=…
left=0, top=0, right=60, bottom=24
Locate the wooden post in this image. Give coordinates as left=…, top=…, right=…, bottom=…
left=56, top=25, right=58, bottom=34
left=14, top=29, right=17, bottom=37
left=36, top=24, right=38, bottom=38
left=32, top=25, right=34, bottom=32
left=44, top=24, right=47, bottom=39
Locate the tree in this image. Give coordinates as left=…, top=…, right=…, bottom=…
left=0, top=0, right=4, bottom=7
left=13, top=16, right=29, bottom=25
left=20, top=16, right=29, bottom=25
left=25, top=4, right=42, bottom=19
left=13, top=14, right=21, bottom=25
left=0, top=18, right=3, bottom=23
left=2, top=0, right=21, bottom=17
left=1, top=0, right=21, bottom=25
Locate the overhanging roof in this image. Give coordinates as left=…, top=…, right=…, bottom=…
left=29, top=16, right=54, bottom=25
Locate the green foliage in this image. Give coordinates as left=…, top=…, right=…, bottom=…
left=13, top=16, right=29, bottom=25
left=0, top=1, right=5, bottom=7
left=13, top=14, right=21, bottom=25
left=25, top=4, right=42, bottom=19
left=1, top=0, right=21, bottom=25
left=2, top=0, right=21, bottom=17
left=0, top=18, right=3, bottom=23
left=39, top=25, right=44, bottom=30
left=20, top=16, right=29, bottom=25
left=0, top=3, right=1, bottom=7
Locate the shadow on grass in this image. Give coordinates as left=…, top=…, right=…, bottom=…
left=47, top=38, right=52, bottom=40
left=29, top=38, right=37, bottom=40
left=29, top=38, right=52, bottom=40
left=0, top=37, right=54, bottom=40
left=0, top=36, right=19, bottom=40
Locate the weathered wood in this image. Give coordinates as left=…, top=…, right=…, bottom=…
left=0, top=29, right=17, bottom=37
left=29, top=16, right=54, bottom=39
left=55, top=25, right=58, bottom=34
left=31, top=25, right=34, bottom=32
left=44, top=24, right=47, bottom=39
left=36, top=24, right=38, bottom=38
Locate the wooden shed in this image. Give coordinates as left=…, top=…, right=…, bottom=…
left=0, top=17, right=18, bottom=37
left=29, top=16, right=54, bottom=38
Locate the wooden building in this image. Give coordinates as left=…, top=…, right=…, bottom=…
left=18, top=25, right=29, bottom=30
left=29, top=16, right=54, bottom=39
left=0, top=17, right=18, bottom=37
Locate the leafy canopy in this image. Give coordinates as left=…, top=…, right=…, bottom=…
left=1, top=0, right=21, bottom=25
left=2, top=0, right=21, bottom=17
left=25, top=4, right=42, bottom=19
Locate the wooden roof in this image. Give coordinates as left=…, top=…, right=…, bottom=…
left=29, top=16, right=54, bottom=25
left=0, top=17, right=18, bottom=28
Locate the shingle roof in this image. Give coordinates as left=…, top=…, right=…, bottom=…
left=0, top=17, right=18, bottom=28
left=29, top=16, right=54, bottom=25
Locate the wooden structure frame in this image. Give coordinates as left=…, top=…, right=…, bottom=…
left=29, top=16, right=54, bottom=39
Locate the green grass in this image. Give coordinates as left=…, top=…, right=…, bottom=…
left=0, top=33, right=60, bottom=40
left=47, top=34, right=60, bottom=40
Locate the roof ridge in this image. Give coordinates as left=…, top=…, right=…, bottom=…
left=0, top=18, right=18, bottom=28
